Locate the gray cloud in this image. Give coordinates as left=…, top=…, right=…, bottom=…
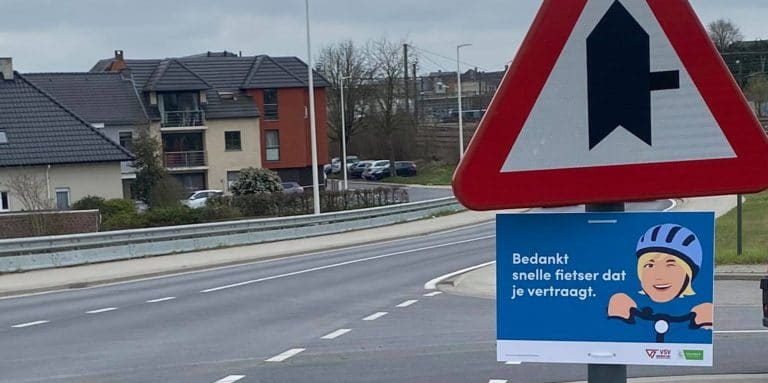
left=0, top=1, right=765, bottom=73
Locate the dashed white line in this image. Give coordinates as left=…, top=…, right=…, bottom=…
left=146, top=297, right=176, bottom=303
left=423, top=291, right=443, bottom=297
left=11, top=320, right=49, bottom=328
left=505, top=361, right=522, bottom=365
left=396, top=300, right=418, bottom=308
left=86, top=307, right=117, bottom=314
left=213, top=375, right=245, bottom=383
left=266, top=348, right=306, bottom=362
left=363, top=312, right=388, bottom=321
left=489, top=380, right=508, bottom=383
left=201, top=235, right=495, bottom=293
left=321, top=329, right=351, bottom=340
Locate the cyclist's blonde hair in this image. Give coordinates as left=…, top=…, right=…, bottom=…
left=637, top=252, right=696, bottom=298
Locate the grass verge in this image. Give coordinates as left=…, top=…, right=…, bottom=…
left=383, top=163, right=456, bottom=186
left=715, top=190, right=768, bottom=265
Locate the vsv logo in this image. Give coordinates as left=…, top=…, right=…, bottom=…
left=646, top=349, right=672, bottom=360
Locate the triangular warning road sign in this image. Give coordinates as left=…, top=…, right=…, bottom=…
left=453, top=0, right=768, bottom=210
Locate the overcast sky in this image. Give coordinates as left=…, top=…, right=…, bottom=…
left=1, top=1, right=766, bottom=74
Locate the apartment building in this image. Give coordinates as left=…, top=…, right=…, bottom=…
left=91, top=51, right=330, bottom=191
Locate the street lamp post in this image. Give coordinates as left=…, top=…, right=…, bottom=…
left=339, top=72, right=351, bottom=190
left=305, top=0, right=321, bottom=215
left=457, top=43, right=472, bottom=160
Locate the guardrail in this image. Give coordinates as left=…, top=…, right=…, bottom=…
left=0, top=197, right=464, bottom=273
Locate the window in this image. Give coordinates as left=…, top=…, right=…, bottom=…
left=1, top=191, right=9, bottom=212
left=55, top=188, right=70, bottom=210
left=119, top=131, right=134, bottom=152
left=225, top=131, right=242, bottom=151
left=266, top=130, right=280, bottom=161
left=263, top=89, right=279, bottom=120
left=0, top=131, right=7, bottom=144
left=227, top=171, right=241, bottom=189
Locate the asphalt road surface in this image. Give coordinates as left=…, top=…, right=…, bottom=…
left=0, top=200, right=764, bottom=383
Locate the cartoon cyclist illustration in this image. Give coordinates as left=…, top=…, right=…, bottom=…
left=608, top=224, right=714, bottom=343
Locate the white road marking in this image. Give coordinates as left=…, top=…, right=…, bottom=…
left=363, top=312, right=388, bottom=321
left=715, top=330, right=768, bottom=334
left=505, top=361, right=522, bottom=365
left=266, top=348, right=306, bottom=362
left=663, top=199, right=678, bottom=212
left=423, top=291, right=443, bottom=297
left=213, top=375, right=245, bottom=383
left=202, top=235, right=495, bottom=293
left=489, top=380, right=508, bottom=383
left=146, top=297, right=176, bottom=303
left=396, top=300, right=418, bottom=308
left=321, top=329, right=351, bottom=339
left=86, top=307, right=117, bottom=314
left=11, top=320, right=49, bottom=328
left=424, top=260, right=496, bottom=290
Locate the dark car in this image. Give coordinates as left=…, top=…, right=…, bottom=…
left=394, top=161, right=417, bottom=177
left=350, top=160, right=375, bottom=178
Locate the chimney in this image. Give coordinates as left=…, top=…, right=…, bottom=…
left=110, top=50, right=127, bottom=72
left=0, top=57, right=13, bottom=81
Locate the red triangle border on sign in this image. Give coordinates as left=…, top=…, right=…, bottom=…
left=453, top=0, right=768, bottom=211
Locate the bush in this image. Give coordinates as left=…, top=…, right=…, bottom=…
left=199, top=197, right=241, bottom=221
left=144, top=205, right=202, bottom=227
left=72, top=195, right=106, bottom=211
left=102, top=211, right=149, bottom=231
left=230, top=168, right=284, bottom=195
left=101, top=199, right=135, bottom=218
left=150, top=176, right=186, bottom=208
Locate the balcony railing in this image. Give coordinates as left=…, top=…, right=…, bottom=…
left=162, top=110, right=205, bottom=128
left=164, top=151, right=207, bottom=168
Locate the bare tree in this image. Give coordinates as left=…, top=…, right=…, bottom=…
left=317, top=40, right=375, bottom=155
left=745, top=74, right=768, bottom=117
left=1, top=170, right=54, bottom=235
left=369, top=37, right=414, bottom=170
left=708, top=19, right=744, bottom=52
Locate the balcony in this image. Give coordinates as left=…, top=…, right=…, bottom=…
left=162, top=110, right=206, bottom=128
left=164, top=151, right=207, bottom=169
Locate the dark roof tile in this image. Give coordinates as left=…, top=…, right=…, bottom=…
left=0, top=73, right=133, bottom=167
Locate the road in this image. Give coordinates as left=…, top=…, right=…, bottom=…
left=0, top=200, right=764, bottom=383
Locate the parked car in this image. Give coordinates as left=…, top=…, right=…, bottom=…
left=181, top=190, right=223, bottom=209
left=350, top=160, right=375, bottom=178
left=281, top=182, right=305, bottom=194
left=362, top=160, right=391, bottom=181
left=331, top=155, right=360, bottom=173
left=394, top=161, right=418, bottom=177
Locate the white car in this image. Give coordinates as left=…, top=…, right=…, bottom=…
left=331, top=155, right=360, bottom=173
left=181, top=190, right=223, bottom=209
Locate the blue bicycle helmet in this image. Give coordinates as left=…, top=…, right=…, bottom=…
left=636, top=224, right=703, bottom=277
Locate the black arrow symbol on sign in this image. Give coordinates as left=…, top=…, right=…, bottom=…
left=587, top=0, right=680, bottom=150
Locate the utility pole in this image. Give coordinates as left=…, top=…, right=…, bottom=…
left=457, top=43, right=472, bottom=160
left=413, top=62, right=419, bottom=119
left=305, top=0, right=321, bottom=215
left=404, top=44, right=410, bottom=113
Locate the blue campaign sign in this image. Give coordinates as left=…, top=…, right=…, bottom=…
left=497, top=212, right=714, bottom=366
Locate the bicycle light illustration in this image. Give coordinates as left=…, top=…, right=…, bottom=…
left=608, top=224, right=713, bottom=343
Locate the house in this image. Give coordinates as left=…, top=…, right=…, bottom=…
left=24, top=71, right=150, bottom=198
left=0, top=58, right=133, bottom=212
left=90, top=50, right=330, bottom=191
